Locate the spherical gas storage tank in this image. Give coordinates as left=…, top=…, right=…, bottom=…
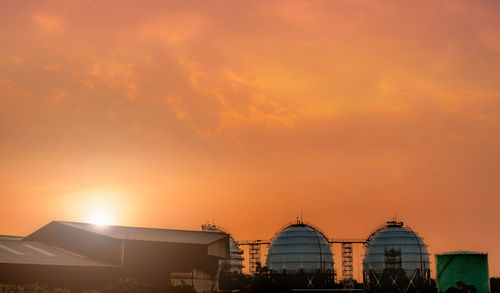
left=265, top=221, right=334, bottom=273
left=363, top=220, right=431, bottom=292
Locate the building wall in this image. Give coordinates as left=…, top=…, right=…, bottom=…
left=122, top=239, right=220, bottom=281
left=170, top=269, right=218, bottom=293
left=0, top=263, right=119, bottom=289
left=207, top=238, right=229, bottom=259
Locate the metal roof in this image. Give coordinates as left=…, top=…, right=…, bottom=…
left=0, top=238, right=116, bottom=267
left=0, top=235, right=23, bottom=241
left=54, top=221, right=228, bottom=245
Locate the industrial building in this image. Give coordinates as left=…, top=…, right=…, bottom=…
left=436, top=251, right=490, bottom=293
left=0, top=221, right=229, bottom=293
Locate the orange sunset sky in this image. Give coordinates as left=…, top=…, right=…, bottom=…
left=1, top=0, right=500, bottom=279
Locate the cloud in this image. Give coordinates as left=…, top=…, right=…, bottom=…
left=0, top=75, right=31, bottom=97
left=42, top=89, right=74, bottom=105
left=32, top=13, right=62, bottom=34
left=1, top=0, right=500, bottom=276
left=44, top=64, right=60, bottom=71
left=5, top=56, right=25, bottom=65
left=136, top=12, right=208, bottom=45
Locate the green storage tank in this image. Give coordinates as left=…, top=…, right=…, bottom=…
left=436, top=251, right=489, bottom=293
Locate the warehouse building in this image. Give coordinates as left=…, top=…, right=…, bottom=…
left=0, top=221, right=229, bottom=293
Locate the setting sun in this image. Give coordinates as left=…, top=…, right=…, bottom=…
left=86, top=207, right=115, bottom=226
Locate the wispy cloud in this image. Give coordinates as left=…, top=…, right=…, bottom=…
left=32, top=13, right=63, bottom=34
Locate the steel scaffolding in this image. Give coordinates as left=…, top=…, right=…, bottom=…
left=248, top=243, right=261, bottom=274
left=238, top=240, right=271, bottom=274
left=342, top=242, right=354, bottom=288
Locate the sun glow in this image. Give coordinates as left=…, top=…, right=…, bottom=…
left=86, top=207, right=115, bottom=226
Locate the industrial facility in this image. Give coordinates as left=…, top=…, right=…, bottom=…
left=232, top=218, right=490, bottom=293
left=0, top=218, right=494, bottom=293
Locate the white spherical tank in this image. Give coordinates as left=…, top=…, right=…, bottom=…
left=363, top=220, right=430, bottom=278
left=266, top=222, right=334, bottom=273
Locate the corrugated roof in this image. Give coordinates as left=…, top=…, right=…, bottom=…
left=0, top=239, right=117, bottom=267
left=55, top=221, right=228, bottom=245
left=0, top=235, right=23, bottom=241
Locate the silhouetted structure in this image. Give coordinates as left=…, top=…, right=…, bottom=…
left=0, top=221, right=229, bottom=292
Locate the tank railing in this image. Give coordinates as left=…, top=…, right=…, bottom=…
left=269, top=220, right=332, bottom=242
left=237, top=239, right=272, bottom=245
left=301, top=220, right=332, bottom=242
left=365, top=222, right=390, bottom=244
left=364, top=219, right=406, bottom=245
left=405, top=225, right=427, bottom=243
left=329, top=238, right=366, bottom=244
left=272, top=221, right=302, bottom=239
left=236, top=220, right=368, bottom=246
